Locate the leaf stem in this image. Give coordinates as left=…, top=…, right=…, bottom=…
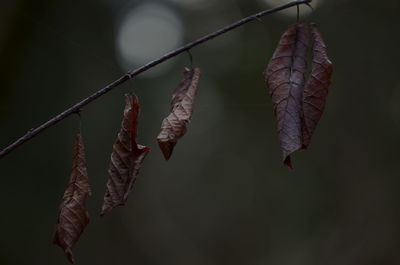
left=0, top=0, right=312, bottom=159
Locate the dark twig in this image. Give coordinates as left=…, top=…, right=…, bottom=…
left=0, top=0, right=312, bottom=159
left=186, top=50, right=194, bottom=67
left=297, top=4, right=300, bottom=23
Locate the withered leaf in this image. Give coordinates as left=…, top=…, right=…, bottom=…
left=53, top=133, right=91, bottom=264
left=101, top=93, right=150, bottom=216
left=264, top=23, right=333, bottom=168
left=157, top=67, right=201, bottom=160
left=264, top=24, right=309, bottom=168
left=302, top=23, right=333, bottom=148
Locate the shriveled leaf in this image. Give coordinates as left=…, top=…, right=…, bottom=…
left=53, top=133, right=91, bottom=264
left=157, top=67, right=201, bottom=160
left=264, top=24, right=309, bottom=168
left=302, top=23, right=333, bottom=148
left=101, top=93, right=150, bottom=216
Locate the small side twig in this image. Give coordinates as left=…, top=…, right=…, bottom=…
left=0, top=0, right=312, bottom=159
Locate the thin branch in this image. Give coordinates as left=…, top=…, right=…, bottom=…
left=0, top=0, right=312, bottom=159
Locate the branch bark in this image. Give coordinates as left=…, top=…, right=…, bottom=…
left=0, top=0, right=312, bottom=159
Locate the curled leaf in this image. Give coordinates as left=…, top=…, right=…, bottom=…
left=264, top=24, right=309, bottom=168
left=101, top=93, right=150, bottom=216
left=53, top=133, right=91, bottom=264
left=302, top=23, right=333, bottom=148
left=157, top=67, right=201, bottom=160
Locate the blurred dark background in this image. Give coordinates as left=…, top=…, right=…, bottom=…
left=1, top=0, right=400, bottom=264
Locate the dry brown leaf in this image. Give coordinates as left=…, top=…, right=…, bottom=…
left=302, top=23, right=333, bottom=148
left=53, top=133, right=91, bottom=264
left=101, top=93, right=150, bottom=216
left=264, top=24, right=309, bottom=168
left=157, top=67, right=201, bottom=160
left=264, top=23, right=333, bottom=168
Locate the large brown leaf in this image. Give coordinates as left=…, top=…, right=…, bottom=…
left=157, top=67, right=201, bottom=160
left=302, top=23, right=333, bottom=148
left=53, top=133, right=91, bottom=264
left=101, top=93, right=150, bottom=216
left=264, top=24, right=309, bottom=168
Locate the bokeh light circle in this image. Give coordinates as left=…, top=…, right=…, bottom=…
left=116, top=3, right=183, bottom=77
left=167, top=0, right=216, bottom=10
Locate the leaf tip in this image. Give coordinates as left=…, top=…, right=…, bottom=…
left=284, top=156, right=294, bottom=169
left=100, top=195, right=121, bottom=217
left=100, top=202, right=125, bottom=216
left=65, top=248, right=75, bottom=264
left=157, top=139, right=175, bottom=160
left=53, top=238, right=75, bottom=264
left=99, top=206, right=108, bottom=217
